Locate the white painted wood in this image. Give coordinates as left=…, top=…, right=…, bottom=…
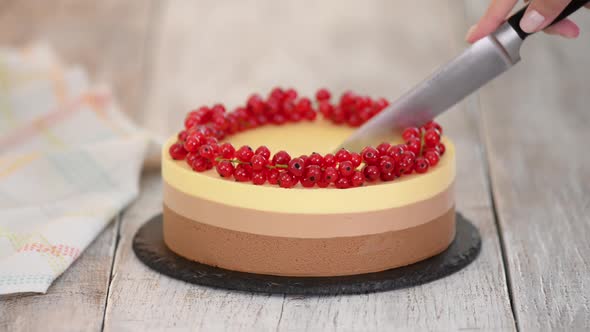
left=465, top=3, right=590, bottom=330
left=0, top=219, right=119, bottom=332
left=104, top=1, right=515, bottom=331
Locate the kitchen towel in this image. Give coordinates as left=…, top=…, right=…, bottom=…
left=0, top=43, right=150, bottom=295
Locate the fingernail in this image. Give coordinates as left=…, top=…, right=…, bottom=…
left=520, top=10, right=545, bottom=33
left=465, top=25, right=477, bottom=42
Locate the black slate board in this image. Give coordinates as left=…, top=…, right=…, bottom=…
left=133, top=213, right=480, bottom=295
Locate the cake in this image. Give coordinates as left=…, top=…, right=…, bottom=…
left=162, top=89, right=455, bottom=277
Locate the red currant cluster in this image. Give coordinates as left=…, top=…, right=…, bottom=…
left=168, top=87, right=446, bottom=189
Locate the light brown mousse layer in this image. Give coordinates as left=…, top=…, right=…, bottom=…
left=164, top=182, right=454, bottom=238
left=163, top=206, right=456, bottom=277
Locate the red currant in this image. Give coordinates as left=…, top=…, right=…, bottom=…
left=379, top=156, right=395, bottom=173
left=216, top=161, right=235, bottom=178
left=304, top=165, right=322, bottom=183
left=351, top=171, right=365, bottom=187
left=319, top=102, right=334, bottom=118
left=272, top=150, right=291, bottom=165
left=315, top=88, right=331, bottom=101
left=251, top=154, right=269, bottom=171
left=424, top=129, right=441, bottom=148
left=424, top=150, right=440, bottom=167
left=191, top=156, right=211, bottom=172
left=335, top=177, right=351, bottom=189
left=300, top=177, right=316, bottom=188
left=234, top=164, right=252, bottom=182
left=198, top=144, right=215, bottom=160
left=346, top=114, right=362, bottom=127
left=423, top=120, right=443, bottom=135
left=213, top=115, right=229, bottom=130
left=184, top=116, right=199, bottom=130
left=340, top=91, right=356, bottom=107
left=303, top=110, right=317, bottom=121
left=398, top=152, right=416, bottom=175
left=361, top=147, right=379, bottom=165
left=285, top=88, right=298, bottom=101
left=270, top=87, right=285, bottom=101
left=414, top=157, right=430, bottom=174
left=247, top=94, right=266, bottom=114
left=387, top=144, right=406, bottom=161
left=338, top=161, right=355, bottom=177
left=252, top=171, right=267, bottom=185
left=256, top=114, right=269, bottom=126
left=283, top=100, right=296, bottom=114
left=288, top=158, right=305, bottom=177
left=169, top=143, right=188, bottom=160
left=402, top=127, right=420, bottom=141
left=219, top=143, right=235, bottom=159
left=380, top=170, right=396, bottom=182
left=350, top=152, right=362, bottom=168
left=298, top=155, right=309, bottom=166
left=335, top=149, right=352, bottom=162
left=374, top=98, right=389, bottom=111
left=322, top=153, right=337, bottom=167
left=406, top=137, right=421, bottom=156
left=211, top=103, right=226, bottom=115
left=296, top=98, right=312, bottom=114
left=267, top=168, right=280, bottom=185
left=271, top=113, right=287, bottom=125
left=317, top=178, right=330, bottom=188
left=307, top=153, right=323, bottom=166
left=183, top=134, right=202, bottom=153
left=255, top=146, right=271, bottom=159
left=436, top=142, right=446, bottom=156
left=331, top=107, right=346, bottom=124
left=323, top=167, right=339, bottom=183
left=178, top=130, right=188, bottom=141
left=236, top=145, right=254, bottom=162
left=376, top=143, right=391, bottom=156
left=186, top=152, right=199, bottom=168
left=363, top=165, right=380, bottom=182
left=278, top=171, right=297, bottom=188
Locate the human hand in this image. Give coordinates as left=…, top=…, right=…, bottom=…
left=466, top=0, right=590, bottom=43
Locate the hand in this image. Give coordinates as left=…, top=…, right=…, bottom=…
left=466, top=0, right=590, bottom=43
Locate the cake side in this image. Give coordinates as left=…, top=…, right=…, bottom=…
left=163, top=206, right=455, bottom=277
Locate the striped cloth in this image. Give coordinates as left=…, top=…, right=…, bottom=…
left=0, top=44, right=150, bottom=295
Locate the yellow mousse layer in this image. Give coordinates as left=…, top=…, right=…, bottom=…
left=163, top=121, right=455, bottom=215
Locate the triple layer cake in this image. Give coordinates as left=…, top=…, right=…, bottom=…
left=162, top=89, right=455, bottom=277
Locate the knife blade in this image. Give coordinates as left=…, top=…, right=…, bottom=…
left=337, top=1, right=588, bottom=152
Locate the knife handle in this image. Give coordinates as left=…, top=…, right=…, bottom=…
left=507, top=0, right=589, bottom=40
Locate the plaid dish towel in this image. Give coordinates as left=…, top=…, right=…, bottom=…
left=0, top=44, right=151, bottom=295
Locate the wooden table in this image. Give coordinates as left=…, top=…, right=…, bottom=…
left=1, top=1, right=589, bottom=331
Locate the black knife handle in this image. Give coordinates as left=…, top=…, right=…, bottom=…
left=507, top=0, right=589, bottom=40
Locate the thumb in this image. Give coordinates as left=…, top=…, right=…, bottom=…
left=520, top=0, right=572, bottom=33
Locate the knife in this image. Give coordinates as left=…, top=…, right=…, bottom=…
left=337, top=0, right=589, bottom=152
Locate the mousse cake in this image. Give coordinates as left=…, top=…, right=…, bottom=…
left=162, top=88, right=455, bottom=277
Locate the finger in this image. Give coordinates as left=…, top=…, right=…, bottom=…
left=544, top=18, right=580, bottom=37
left=466, top=0, right=518, bottom=43
left=520, top=0, right=572, bottom=33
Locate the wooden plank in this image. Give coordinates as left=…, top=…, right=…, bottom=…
left=105, top=1, right=515, bottom=330
left=0, top=219, right=119, bottom=331
left=0, top=1, right=154, bottom=330
left=103, top=173, right=285, bottom=331
left=464, top=3, right=590, bottom=330
left=0, top=0, right=156, bottom=119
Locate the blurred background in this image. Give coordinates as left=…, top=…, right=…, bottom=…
left=0, top=0, right=471, bottom=138
left=0, top=0, right=588, bottom=140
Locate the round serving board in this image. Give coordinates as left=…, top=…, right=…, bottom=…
left=133, top=212, right=480, bottom=295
